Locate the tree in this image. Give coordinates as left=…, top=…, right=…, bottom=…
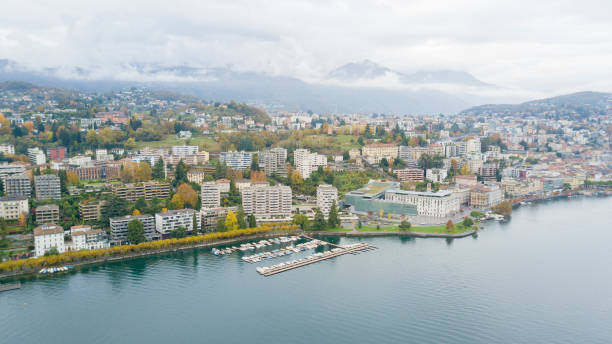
left=463, top=217, right=474, bottom=227
left=247, top=214, right=257, bottom=228
left=399, top=220, right=411, bottom=230
left=236, top=206, right=247, bottom=229
left=312, top=208, right=327, bottom=230
left=134, top=162, right=152, bottom=182
left=66, top=171, right=80, bottom=185
left=169, top=193, right=185, bottom=209
left=0, top=218, right=7, bottom=241
left=132, top=209, right=141, bottom=216
left=18, top=212, right=27, bottom=226
left=152, top=158, right=165, bottom=180
left=293, top=213, right=309, bottom=230
left=134, top=198, right=147, bottom=213
left=491, top=201, right=513, bottom=216
left=224, top=210, right=239, bottom=231
left=445, top=220, right=455, bottom=231
left=327, top=200, right=340, bottom=228
left=44, top=247, right=60, bottom=256
left=171, top=226, right=187, bottom=238
left=216, top=218, right=226, bottom=232
left=174, top=160, right=188, bottom=185
left=176, top=183, right=198, bottom=208
left=459, top=165, right=470, bottom=175
left=101, top=195, right=129, bottom=225
left=127, top=219, right=146, bottom=244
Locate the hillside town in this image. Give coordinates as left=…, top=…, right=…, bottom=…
left=0, top=82, right=611, bottom=261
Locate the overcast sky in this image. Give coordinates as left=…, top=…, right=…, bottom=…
left=1, top=0, right=611, bottom=95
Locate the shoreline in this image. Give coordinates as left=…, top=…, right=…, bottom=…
left=306, top=229, right=476, bottom=238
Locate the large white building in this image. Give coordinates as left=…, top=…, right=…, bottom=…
left=426, top=168, right=448, bottom=183
left=316, top=184, right=338, bottom=218
left=0, top=163, right=26, bottom=181
left=155, top=209, right=200, bottom=236
left=259, top=147, right=288, bottom=176
left=384, top=189, right=459, bottom=218
left=28, top=147, right=46, bottom=166
left=0, top=143, right=15, bottom=156
left=362, top=144, right=398, bottom=164
left=109, top=214, right=158, bottom=244
left=241, top=184, right=292, bottom=218
left=0, top=195, right=29, bottom=220
left=172, top=145, right=199, bottom=156
left=220, top=151, right=252, bottom=170
left=201, top=182, right=221, bottom=209
left=294, top=149, right=327, bottom=179
left=34, top=224, right=65, bottom=257
left=68, top=225, right=109, bottom=251
left=34, top=174, right=61, bottom=200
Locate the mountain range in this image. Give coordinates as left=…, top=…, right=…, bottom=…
left=0, top=58, right=600, bottom=115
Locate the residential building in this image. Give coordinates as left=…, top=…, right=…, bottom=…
left=362, top=143, right=398, bottom=164
left=260, top=148, right=288, bottom=176
left=69, top=165, right=121, bottom=180
left=294, top=149, right=327, bottom=179
left=187, top=167, right=207, bottom=184
left=200, top=207, right=229, bottom=232
left=155, top=208, right=199, bottom=236
left=28, top=147, right=46, bottom=166
left=470, top=184, right=504, bottom=208
left=316, top=184, right=338, bottom=218
left=235, top=179, right=252, bottom=192
left=455, top=175, right=478, bottom=186
left=220, top=151, right=252, bottom=170
left=426, top=168, right=448, bottom=183
left=0, top=143, right=15, bottom=156
left=96, top=149, right=113, bottom=161
left=67, top=225, right=109, bottom=251
left=0, top=195, right=29, bottom=220
left=47, top=147, right=67, bottom=161
left=79, top=200, right=106, bottom=222
left=35, top=204, right=60, bottom=224
left=241, top=184, right=292, bottom=218
left=3, top=173, right=31, bottom=197
left=172, top=145, right=198, bottom=156
left=0, top=163, right=26, bottom=181
left=109, top=214, right=157, bottom=244
left=34, top=174, right=61, bottom=200
left=200, top=182, right=221, bottom=209
left=113, top=181, right=171, bottom=202
left=34, top=224, right=65, bottom=257
left=395, top=168, right=425, bottom=182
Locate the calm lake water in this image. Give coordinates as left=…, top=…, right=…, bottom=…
left=2, top=196, right=612, bottom=344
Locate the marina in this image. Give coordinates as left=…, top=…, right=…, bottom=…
left=39, top=265, right=73, bottom=274
left=211, top=236, right=301, bottom=256
left=256, top=242, right=376, bottom=276
left=241, top=239, right=324, bottom=263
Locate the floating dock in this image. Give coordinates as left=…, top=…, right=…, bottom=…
left=0, top=282, right=21, bottom=292
left=256, top=242, right=376, bottom=276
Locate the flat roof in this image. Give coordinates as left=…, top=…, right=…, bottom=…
left=385, top=189, right=453, bottom=197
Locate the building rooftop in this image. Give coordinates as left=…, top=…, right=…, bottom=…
left=36, top=204, right=59, bottom=211
left=34, top=224, right=63, bottom=236
left=0, top=195, right=28, bottom=202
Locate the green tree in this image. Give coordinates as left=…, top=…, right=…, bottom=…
left=44, top=247, right=60, bottom=256
left=127, top=219, right=146, bottom=244
left=171, top=226, right=187, bottom=238
left=312, top=208, right=327, bottom=230
left=463, top=217, right=474, bottom=227
left=0, top=218, right=7, bottom=241
left=247, top=214, right=257, bottom=228
left=216, top=218, right=227, bottom=232
left=236, top=206, right=247, bottom=229
left=399, top=220, right=411, bottom=230
left=100, top=195, right=129, bottom=225
left=174, top=160, right=188, bottom=185
left=292, top=213, right=309, bottom=230
left=134, top=198, right=147, bottom=213
left=152, top=158, right=165, bottom=180
left=0, top=179, right=4, bottom=197
left=327, top=200, right=340, bottom=228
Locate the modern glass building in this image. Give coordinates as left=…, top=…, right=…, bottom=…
left=344, top=181, right=417, bottom=216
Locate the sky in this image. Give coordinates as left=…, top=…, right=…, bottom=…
left=1, top=0, right=612, bottom=96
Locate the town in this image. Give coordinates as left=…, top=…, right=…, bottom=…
left=0, top=82, right=610, bottom=265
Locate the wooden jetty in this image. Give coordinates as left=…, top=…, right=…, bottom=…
left=0, top=282, right=21, bottom=292
left=257, top=242, right=376, bottom=276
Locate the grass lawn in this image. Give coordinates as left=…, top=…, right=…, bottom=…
left=135, top=135, right=221, bottom=152
left=351, top=221, right=472, bottom=234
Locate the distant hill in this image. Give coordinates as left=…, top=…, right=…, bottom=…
left=459, top=91, right=612, bottom=118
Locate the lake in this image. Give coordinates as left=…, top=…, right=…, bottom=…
left=1, top=196, right=611, bottom=343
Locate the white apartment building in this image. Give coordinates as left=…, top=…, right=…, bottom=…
left=220, top=151, right=252, bottom=170
left=34, top=224, right=66, bottom=257
left=155, top=209, right=200, bottom=235
left=0, top=163, right=26, bottom=181
left=0, top=195, right=29, bottom=220
left=384, top=189, right=460, bottom=218
left=316, top=184, right=338, bottom=218
left=465, top=137, right=482, bottom=154
left=201, top=182, right=221, bottom=209
left=260, top=147, right=288, bottom=176
left=172, top=145, right=199, bottom=156
left=67, top=225, right=109, bottom=251
left=109, top=214, right=158, bottom=244
left=241, top=184, right=292, bottom=218
left=426, top=168, right=448, bottom=183
left=96, top=149, right=113, bottom=161
left=28, top=147, right=46, bottom=166
left=68, top=155, right=92, bottom=167
left=0, top=143, right=15, bottom=156
left=294, top=149, right=327, bottom=179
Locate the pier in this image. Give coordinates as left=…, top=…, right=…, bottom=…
left=257, top=241, right=376, bottom=276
